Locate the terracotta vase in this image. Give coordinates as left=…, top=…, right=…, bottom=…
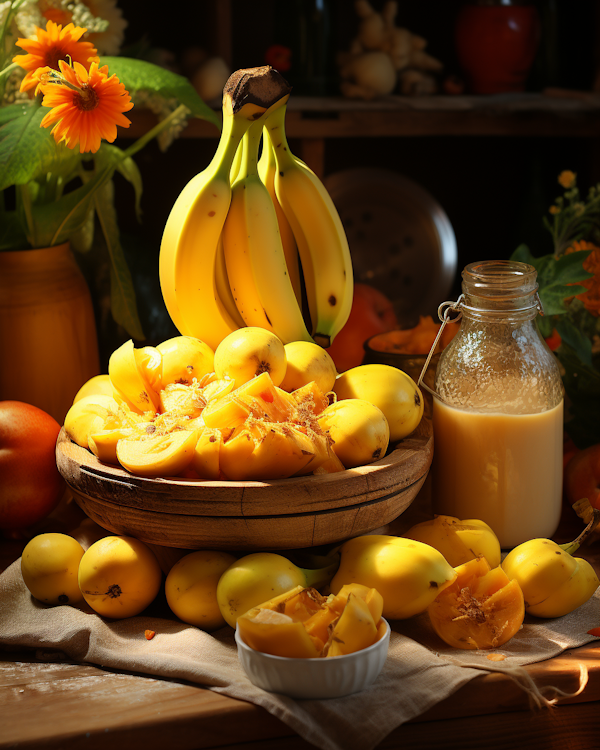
left=455, top=1, right=541, bottom=94
left=0, top=242, right=100, bottom=424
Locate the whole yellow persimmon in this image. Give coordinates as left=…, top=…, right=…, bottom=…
left=78, top=536, right=162, bottom=619
left=403, top=515, right=501, bottom=568
left=317, top=398, right=389, bottom=469
left=21, top=533, right=84, bottom=605
left=165, top=550, right=237, bottom=630
left=333, top=364, right=424, bottom=442
left=213, top=327, right=287, bottom=388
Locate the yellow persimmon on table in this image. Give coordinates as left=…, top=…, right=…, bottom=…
left=0, top=496, right=598, bottom=750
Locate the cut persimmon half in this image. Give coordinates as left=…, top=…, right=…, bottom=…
left=116, top=429, right=200, bottom=478
left=427, top=556, right=525, bottom=650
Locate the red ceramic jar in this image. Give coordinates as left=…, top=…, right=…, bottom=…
left=455, top=1, right=541, bottom=94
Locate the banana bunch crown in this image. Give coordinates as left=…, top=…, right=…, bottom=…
left=158, top=66, right=293, bottom=351
left=159, top=64, right=354, bottom=354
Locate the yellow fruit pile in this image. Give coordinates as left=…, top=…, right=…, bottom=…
left=19, top=510, right=599, bottom=655
left=64, top=329, right=425, bottom=481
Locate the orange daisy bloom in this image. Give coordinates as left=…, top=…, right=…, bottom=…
left=13, top=20, right=99, bottom=92
left=37, top=59, right=133, bottom=154
left=565, top=240, right=600, bottom=316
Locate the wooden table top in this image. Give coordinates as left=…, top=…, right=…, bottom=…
left=1, top=500, right=599, bottom=750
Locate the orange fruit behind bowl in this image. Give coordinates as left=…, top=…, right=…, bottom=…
left=368, top=316, right=459, bottom=356
left=326, top=284, right=398, bottom=373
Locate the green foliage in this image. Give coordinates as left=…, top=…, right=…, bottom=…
left=511, top=174, right=600, bottom=449
left=0, top=53, right=220, bottom=338
left=99, top=57, right=220, bottom=129
left=511, top=244, right=592, bottom=317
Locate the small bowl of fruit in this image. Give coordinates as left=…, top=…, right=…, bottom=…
left=234, top=583, right=390, bottom=700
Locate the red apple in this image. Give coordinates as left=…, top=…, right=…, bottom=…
left=563, top=443, right=600, bottom=510
left=326, top=283, right=398, bottom=372
left=0, top=401, right=65, bottom=530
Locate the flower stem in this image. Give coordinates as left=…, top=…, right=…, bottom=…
left=0, top=62, right=18, bottom=80
left=122, top=103, right=191, bottom=160
left=49, top=104, right=195, bottom=245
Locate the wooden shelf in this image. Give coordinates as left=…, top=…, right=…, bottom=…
left=121, top=90, right=600, bottom=177
left=124, top=91, right=600, bottom=141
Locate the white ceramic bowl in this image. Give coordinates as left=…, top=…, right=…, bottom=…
left=235, top=619, right=390, bottom=700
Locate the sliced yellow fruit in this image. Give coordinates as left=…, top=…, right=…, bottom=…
left=135, top=346, right=163, bottom=394
left=219, top=422, right=315, bottom=481
left=329, top=583, right=384, bottom=624
left=108, top=339, right=160, bottom=415
left=116, top=429, right=201, bottom=478
left=290, top=380, right=329, bottom=415
left=159, top=382, right=205, bottom=418
left=325, top=594, right=378, bottom=657
left=88, top=427, right=135, bottom=464
left=282, top=587, right=328, bottom=623
left=202, top=377, right=235, bottom=403
left=428, top=557, right=525, bottom=649
left=237, top=608, right=322, bottom=658
left=64, top=395, right=120, bottom=448
left=193, top=428, right=229, bottom=480
left=203, top=371, right=281, bottom=429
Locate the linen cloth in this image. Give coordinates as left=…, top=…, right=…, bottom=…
left=1, top=546, right=598, bottom=750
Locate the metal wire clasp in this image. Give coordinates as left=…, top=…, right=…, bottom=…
left=417, top=294, right=465, bottom=398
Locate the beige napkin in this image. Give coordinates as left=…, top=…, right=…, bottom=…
left=0, top=555, right=598, bottom=750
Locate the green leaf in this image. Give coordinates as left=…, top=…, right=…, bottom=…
left=98, top=143, right=144, bottom=223
left=26, top=181, right=96, bottom=246
left=25, top=151, right=120, bottom=245
left=0, top=101, right=81, bottom=190
left=511, top=244, right=592, bottom=316
left=99, top=56, right=220, bottom=129
left=556, top=318, right=593, bottom=366
left=510, top=243, right=535, bottom=265
left=94, top=178, right=145, bottom=340
left=0, top=208, right=28, bottom=250
left=557, top=339, right=600, bottom=448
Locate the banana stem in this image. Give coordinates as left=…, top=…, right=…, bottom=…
left=263, top=104, right=293, bottom=170
left=560, top=506, right=600, bottom=555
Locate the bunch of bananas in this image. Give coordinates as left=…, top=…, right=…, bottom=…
left=159, top=65, right=353, bottom=352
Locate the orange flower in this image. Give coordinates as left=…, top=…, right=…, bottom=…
left=37, top=59, right=133, bottom=153
left=565, top=240, right=600, bottom=316
left=545, top=328, right=562, bottom=351
left=13, top=20, right=99, bottom=92
left=558, top=170, right=576, bottom=189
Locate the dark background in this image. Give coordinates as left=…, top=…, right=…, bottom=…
left=84, top=0, right=600, bottom=368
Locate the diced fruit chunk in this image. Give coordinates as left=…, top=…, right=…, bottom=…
left=427, top=557, right=525, bottom=650
left=116, top=429, right=200, bottom=478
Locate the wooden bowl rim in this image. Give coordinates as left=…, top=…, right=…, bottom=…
left=56, top=418, right=433, bottom=518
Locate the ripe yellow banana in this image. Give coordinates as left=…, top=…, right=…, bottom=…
left=264, top=104, right=353, bottom=348
left=257, top=133, right=302, bottom=304
left=501, top=508, right=600, bottom=618
left=215, top=235, right=246, bottom=329
left=159, top=67, right=291, bottom=351
left=222, top=118, right=314, bottom=344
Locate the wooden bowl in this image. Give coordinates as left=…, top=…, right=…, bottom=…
left=56, top=418, right=433, bottom=552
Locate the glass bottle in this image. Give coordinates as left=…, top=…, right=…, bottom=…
left=431, top=260, right=564, bottom=548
